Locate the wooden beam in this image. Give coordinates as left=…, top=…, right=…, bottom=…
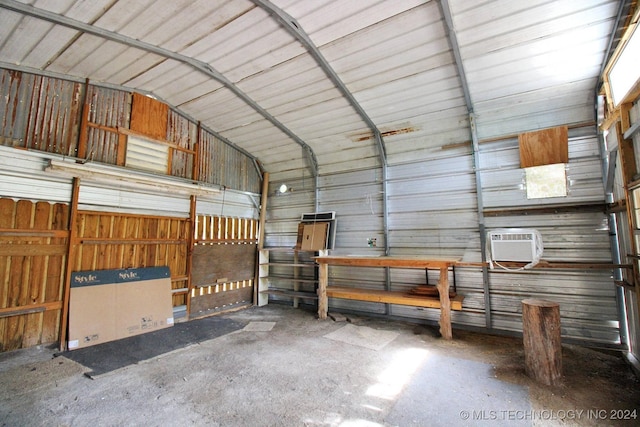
left=257, top=172, right=269, bottom=250
left=77, top=79, right=90, bottom=159
left=0, top=244, right=67, bottom=256
left=58, top=177, right=80, bottom=351
left=79, top=238, right=188, bottom=245
left=0, top=228, right=69, bottom=238
left=621, top=102, right=633, bottom=133
left=185, top=195, right=196, bottom=319
left=600, top=108, right=620, bottom=131
left=0, top=301, right=62, bottom=318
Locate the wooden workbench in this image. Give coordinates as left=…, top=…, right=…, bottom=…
left=314, top=255, right=461, bottom=340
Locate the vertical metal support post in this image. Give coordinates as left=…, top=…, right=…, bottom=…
left=609, top=213, right=629, bottom=347
left=470, top=114, right=492, bottom=329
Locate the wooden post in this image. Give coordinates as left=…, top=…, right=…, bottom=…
left=435, top=267, right=452, bottom=340
left=317, top=262, right=328, bottom=319
left=257, top=172, right=269, bottom=250
left=59, top=177, right=81, bottom=351
left=522, top=299, right=562, bottom=386
left=185, top=195, right=197, bottom=319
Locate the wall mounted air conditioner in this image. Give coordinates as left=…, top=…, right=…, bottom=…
left=488, top=229, right=543, bottom=263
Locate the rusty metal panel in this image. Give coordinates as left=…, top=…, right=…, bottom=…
left=85, top=85, right=131, bottom=164
left=0, top=69, right=83, bottom=156
left=198, top=127, right=261, bottom=194
left=167, top=109, right=197, bottom=180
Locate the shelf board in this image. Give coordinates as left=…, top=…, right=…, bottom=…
left=326, top=286, right=463, bottom=310
left=261, top=288, right=318, bottom=300
left=263, top=275, right=318, bottom=284
left=260, top=262, right=316, bottom=268
left=261, top=247, right=317, bottom=252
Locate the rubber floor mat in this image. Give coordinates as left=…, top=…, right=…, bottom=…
left=57, top=316, right=245, bottom=378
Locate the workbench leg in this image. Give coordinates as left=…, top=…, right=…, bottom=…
left=436, top=267, right=452, bottom=339
left=317, top=263, right=328, bottom=319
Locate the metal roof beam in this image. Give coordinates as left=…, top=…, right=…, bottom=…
left=252, top=0, right=387, bottom=166
left=439, top=0, right=473, bottom=113
left=0, top=0, right=318, bottom=176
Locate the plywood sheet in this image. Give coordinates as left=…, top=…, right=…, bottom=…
left=191, top=243, right=256, bottom=286
left=519, top=126, right=568, bottom=168
left=130, top=92, right=168, bottom=140
left=190, top=285, right=253, bottom=315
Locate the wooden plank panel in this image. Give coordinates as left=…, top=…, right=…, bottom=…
left=190, top=284, right=253, bottom=315
left=67, top=211, right=190, bottom=312
left=192, top=243, right=257, bottom=286
left=0, top=202, right=68, bottom=346
left=145, top=218, right=159, bottom=266
left=519, top=126, right=569, bottom=168
left=0, top=199, right=15, bottom=350
left=111, top=215, right=127, bottom=269
left=31, top=202, right=51, bottom=302
left=21, top=202, right=50, bottom=347
left=96, top=214, right=112, bottom=270
left=42, top=202, right=68, bottom=344
left=3, top=201, right=31, bottom=350
left=130, top=92, right=168, bottom=140
left=79, top=214, right=99, bottom=271
left=123, top=216, right=139, bottom=269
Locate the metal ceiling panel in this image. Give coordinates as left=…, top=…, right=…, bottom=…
left=449, top=0, right=620, bottom=138
left=0, top=0, right=627, bottom=175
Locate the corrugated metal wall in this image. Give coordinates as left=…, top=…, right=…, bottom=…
left=265, top=125, right=619, bottom=346
left=386, top=146, right=486, bottom=329
left=480, top=126, right=616, bottom=344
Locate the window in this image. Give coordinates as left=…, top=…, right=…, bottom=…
left=525, top=163, right=567, bottom=199
left=607, top=23, right=640, bottom=106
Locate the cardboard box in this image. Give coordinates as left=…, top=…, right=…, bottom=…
left=68, top=266, right=174, bottom=350
left=300, top=222, right=329, bottom=251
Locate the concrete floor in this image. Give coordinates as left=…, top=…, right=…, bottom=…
left=1, top=304, right=638, bottom=427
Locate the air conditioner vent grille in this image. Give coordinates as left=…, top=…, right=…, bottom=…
left=488, top=229, right=543, bottom=264
left=491, top=233, right=533, bottom=241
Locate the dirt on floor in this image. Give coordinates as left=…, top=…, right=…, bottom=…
left=0, top=305, right=638, bottom=427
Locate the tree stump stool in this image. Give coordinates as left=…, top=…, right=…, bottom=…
left=522, top=299, right=562, bottom=386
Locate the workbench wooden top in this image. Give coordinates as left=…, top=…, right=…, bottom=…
left=313, top=255, right=460, bottom=268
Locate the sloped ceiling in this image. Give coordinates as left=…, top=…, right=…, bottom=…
left=0, top=0, right=626, bottom=178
